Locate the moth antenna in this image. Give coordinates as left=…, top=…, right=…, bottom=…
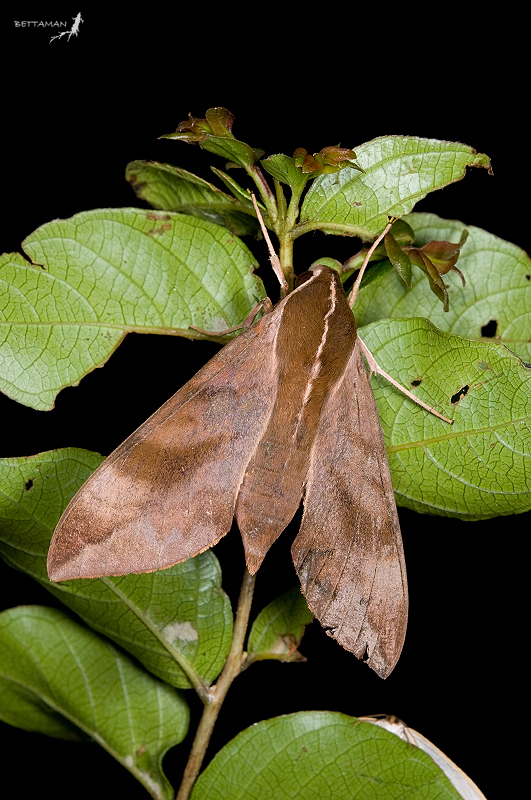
left=357, top=338, right=454, bottom=425
left=251, top=193, right=289, bottom=297
left=348, top=218, right=396, bottom=309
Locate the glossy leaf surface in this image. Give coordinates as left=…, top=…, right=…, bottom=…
left=0, top=209, right=263, bottom=409
left=191, top=712, right=467, bottom=799
left=0, top=606, right=188, bottom=800
left=126, top=160, right=258, bottom=236
left=360, top=318, right=531, bottom=518
left=301, top=137, right=490, bottom=238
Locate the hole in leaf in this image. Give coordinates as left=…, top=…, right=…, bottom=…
left=526, top=275, right=530, bottom=281
left=481, top=319, right=497, bottom=337
left=25, top=479, right=34, bottom=491
left=362, top=644, right=370, bottom=663
left=410, top=378, right=422, bottom=387
left=451, top=385, right=469, bottom=404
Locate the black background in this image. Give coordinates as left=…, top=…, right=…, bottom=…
left=0, top=10, right=526, bottom=799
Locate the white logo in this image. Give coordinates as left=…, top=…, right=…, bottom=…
left=50, top=13, right=83, bottom=43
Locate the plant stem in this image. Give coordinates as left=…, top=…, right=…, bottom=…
left=175, top=568, right=256, bottom=800
left=278, top=236, right=295, bottom=291
left=272, top=179, right=295, bottom=290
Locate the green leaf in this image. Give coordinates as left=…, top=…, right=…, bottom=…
left=246, top=587, right=313, bottom=664
left=190, top=711, right=466, bottom=799
left=359, top=318, right=531, bottom=519
left=0, top=605, right=188, bottom=800
left=161, top=131, right=260, bottom=170
left=0, top=449, right=234, bottom=689
left=361, top=717, right=486, bottom=799
left=260, top=153, right=309, bottom=194
left=359, top=258, right=395, bottom=288
left=126, top=160, right=258, bottom=236
left=384, top=231, right=412, bottom=286
left=300, top=137, right=490, bottom=239
left=199, top=135, right=263, bottom=168
left=309, top=256, right=344, bottom=274
left=204, top=107, right=235, bottom=137
left=210, top=167, right=255, bottom=205
left=356, top=212, right=531, bottom=363
left=0, top=208, right=264, bottom=409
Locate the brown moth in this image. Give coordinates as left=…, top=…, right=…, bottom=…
left=47, top=264, right=407, bottom=678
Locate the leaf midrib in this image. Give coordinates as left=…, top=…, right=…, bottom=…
left=387, top=416, right=530, bottom=453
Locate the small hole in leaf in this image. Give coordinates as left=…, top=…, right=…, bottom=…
left=526, top=275, right=530, bottom=281
left=410, top=378, right=422, bottom=387
left=451, top=385, right=469, bottom=404
left=481, top=319, right=497, bottom=337
left=25, top=479, right=34, bottom=491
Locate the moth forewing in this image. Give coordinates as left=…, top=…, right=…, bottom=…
left=47, top=308, right=285, bottom=581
